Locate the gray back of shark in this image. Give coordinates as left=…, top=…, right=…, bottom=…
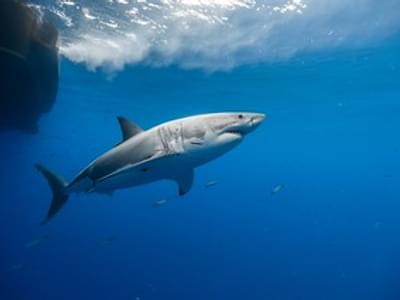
left=36, top=112, right=265, bottom=223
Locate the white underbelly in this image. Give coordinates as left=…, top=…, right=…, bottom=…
left=92, top=155, right=189, bottom=194
left=184, top=141, right=241, bottom=167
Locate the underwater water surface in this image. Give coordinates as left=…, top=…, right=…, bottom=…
left=1, top=1, right=400, bottom=299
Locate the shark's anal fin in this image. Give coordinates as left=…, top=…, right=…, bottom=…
left=174, top=169, right=194, bottom=196
left=117, top=116, right=144, bottom=142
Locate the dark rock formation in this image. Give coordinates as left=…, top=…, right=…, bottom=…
left=0, top=0, right=59, bottom=133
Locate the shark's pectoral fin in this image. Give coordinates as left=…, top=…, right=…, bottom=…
left=117, top=116, right=144, bottom=142
left=174, top=169, right=194, bottom=196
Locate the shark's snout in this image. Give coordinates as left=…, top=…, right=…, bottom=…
left=243, top=113, right=265, bottom=133
left=250, top=113, right=266, bottom=126
left=214, top=112, right=266, bottom=136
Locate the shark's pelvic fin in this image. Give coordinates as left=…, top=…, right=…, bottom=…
left=117, top=116, right=144, bottom=142
left=35, top=164, right=69, bottom=224
left=175, top=169, right=194, bottom=196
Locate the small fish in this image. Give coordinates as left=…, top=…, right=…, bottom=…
left=7, top=263, right=24, bottom=272
left=374, top=222, right=382, bottom=230
left=271, top=184, right=284, bottom=195
left=205, top=180, right=218, bottom=188
left=152, top=199, right=167, bottom=208
left=24, top=240, right=41, bottom=248
left=99, top=235, right=117, bottom=246
left=24, top=234, right=49, bottom=248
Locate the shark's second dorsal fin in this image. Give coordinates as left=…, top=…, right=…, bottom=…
left=117, top=116, right=144, bottom=142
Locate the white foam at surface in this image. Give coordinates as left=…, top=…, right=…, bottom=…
left=29, top=0, right=400, bottom=71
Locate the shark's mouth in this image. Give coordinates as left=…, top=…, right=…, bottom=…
left=226, top=129, right=241, bottom=134
left=224, top=130, right=244, bottom=138
left=224, top=122, right=251, bottom=136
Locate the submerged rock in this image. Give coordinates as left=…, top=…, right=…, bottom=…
left=0, top=0, right=59, bottom=133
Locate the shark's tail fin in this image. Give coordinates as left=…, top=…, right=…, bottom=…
left=35, top=164, right=69, bottom=224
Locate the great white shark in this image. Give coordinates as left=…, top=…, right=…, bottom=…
left=36, top=112, right=265, bottom=223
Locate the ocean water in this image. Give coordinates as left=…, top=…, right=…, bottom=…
left=2, top=1, right=400, bottom=300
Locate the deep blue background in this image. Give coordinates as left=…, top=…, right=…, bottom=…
left=1, top=36, right=400, bottom=300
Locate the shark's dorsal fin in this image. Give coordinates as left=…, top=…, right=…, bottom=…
left=174, top=169, right=194, bottom=196
left=117, top=116, right=144, bottom=142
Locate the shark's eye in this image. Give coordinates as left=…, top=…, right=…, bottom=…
left=238, top=114, right=243, bottom=119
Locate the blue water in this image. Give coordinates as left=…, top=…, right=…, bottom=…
left=1, top=36, right=400, bottom=299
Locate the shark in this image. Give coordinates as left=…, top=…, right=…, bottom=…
left=36, top=112, right=265, bottom=223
